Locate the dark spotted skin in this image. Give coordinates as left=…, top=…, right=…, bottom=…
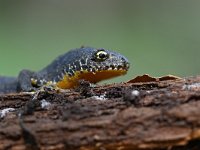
left=0, top=47, right=129, bottom=94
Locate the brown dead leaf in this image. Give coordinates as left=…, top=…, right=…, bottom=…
left=127, top=74, right=181, bottom=83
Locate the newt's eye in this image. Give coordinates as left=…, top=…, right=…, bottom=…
left=95, top=50, right=109, bottom=61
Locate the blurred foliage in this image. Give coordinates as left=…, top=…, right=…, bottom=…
left=0, top=0, right=200, bottom=84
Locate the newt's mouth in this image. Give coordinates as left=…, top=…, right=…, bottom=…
left=57, top=63, right=129, bottom=89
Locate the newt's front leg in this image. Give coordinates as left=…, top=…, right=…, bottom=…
left=17, top=70, right=40, bottom=92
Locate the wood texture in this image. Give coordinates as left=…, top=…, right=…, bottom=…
left=1, top=76, right=200, bottom=150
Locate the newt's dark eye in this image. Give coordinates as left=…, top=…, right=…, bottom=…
left=95, top=50, right=109, bottom=61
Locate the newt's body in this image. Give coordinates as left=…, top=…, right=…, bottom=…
left=0, top=47, right=129, bottom=94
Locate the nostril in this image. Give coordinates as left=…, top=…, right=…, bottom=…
left=121, top=57, right=129, bottom=64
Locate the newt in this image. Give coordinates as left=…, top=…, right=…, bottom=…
left=0, top=47, right=129, bottom=94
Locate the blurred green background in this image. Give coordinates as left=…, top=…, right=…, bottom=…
left=0, top=0, right=200, bottom=84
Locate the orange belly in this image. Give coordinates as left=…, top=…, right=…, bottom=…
left=56, top=70, right=127, bottom=89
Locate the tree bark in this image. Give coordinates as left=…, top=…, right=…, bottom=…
left=1, top=75, right=200, bottom=150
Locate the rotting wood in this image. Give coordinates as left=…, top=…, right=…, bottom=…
left=1, top=76, right=200, bottom=150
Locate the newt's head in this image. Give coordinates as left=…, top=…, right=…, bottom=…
left=56, top=47, right=130, bottom=89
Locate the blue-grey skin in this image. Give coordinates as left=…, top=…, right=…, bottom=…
left=0, top=47, right=129, bottom=94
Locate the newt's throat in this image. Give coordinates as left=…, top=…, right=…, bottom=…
left=56, top=70, right=127, bottom=89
